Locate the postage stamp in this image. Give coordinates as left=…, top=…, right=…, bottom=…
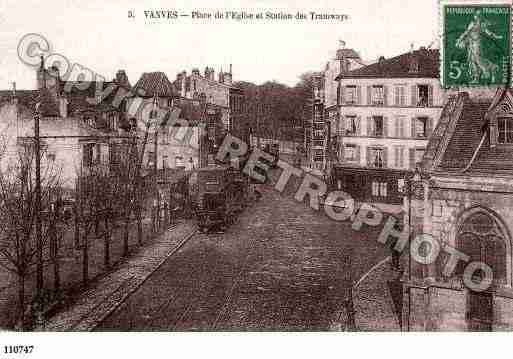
left=441, top=1, right=512, bottom=87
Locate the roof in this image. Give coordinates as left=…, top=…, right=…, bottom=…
left=133, top=72, right=175, bottom=97
left=17, top=117, right=116, bottom=138
left=0, top=89, right=60, bottom=116
left=335, top=48, right=439, bottom=80
left=425, top=90, right=513, bottom=176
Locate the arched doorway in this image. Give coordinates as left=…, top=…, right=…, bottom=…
left=455, top=207, right=510, bottom=331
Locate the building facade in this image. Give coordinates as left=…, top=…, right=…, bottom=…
left=306, top=43, right=365, bottom=174
left=333, top=47, right=445, bottom=205
left=0, top=58, right=128, bottom=191
left=404, top=89, right=513, bottom=331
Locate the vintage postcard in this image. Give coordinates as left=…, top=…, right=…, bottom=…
left=0, top=0, right=512, bottom=358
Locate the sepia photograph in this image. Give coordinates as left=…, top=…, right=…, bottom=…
left=0, top=0, right=512, bottom=357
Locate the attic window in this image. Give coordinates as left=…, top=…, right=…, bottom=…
left=409, top=57, right=419, bottom=73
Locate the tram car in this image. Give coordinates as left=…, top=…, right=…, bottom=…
left=195, top=165, right=249, bottom=233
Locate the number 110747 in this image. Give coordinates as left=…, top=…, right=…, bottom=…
left=3, top=346, right=34, bottom=354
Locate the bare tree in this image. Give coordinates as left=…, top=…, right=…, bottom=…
left=0, top=145, right=60, bottom=328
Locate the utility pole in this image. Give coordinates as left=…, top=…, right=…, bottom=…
left=34, top=103, right=43, bottom=300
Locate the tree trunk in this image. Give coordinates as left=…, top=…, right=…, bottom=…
left=137, top=206, right=143, bottom=246
left=104, top=218, right=110, bottom=269
left=82, top=233, right=89, bottom=286
left=17, top=272, right=25, bottom=330
left=123, top=216, right=129, bottom=257
left=51, top=226, right=60, bottom=293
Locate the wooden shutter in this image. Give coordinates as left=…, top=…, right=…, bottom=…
left=411, top=85, right=417, bottom=106
left=428, top=84, right=434, bottom=106
left=340, top=143, right=345, bottom=162
left=394, top=86, right=400, bottom=106
left=394, top=117, right=400, bottom=138
left=366, top=147, right=372, bottom=167
left=383, top=117, right=388, bottom=137
left=367, top=116, right=373, bottom=136
left=337, top=84, right=341, bottom=106
left=393, top=146, right=398, bottom=167
left=355, top=145, right=361, bottom=163
left=356, top=86, right=362, bottom=105
left=356, top=116, right=362, bottom=135
left=367, top=86, right=372, bottom=105
left=383, top=85, right=388, bottom=106
left=411, top=117, right=417, bottom=138
left=340, top=85, right=346, bottom=105
left=383, top=148, right=388, bottom=168
left=409, top=148, right=416, bottom=169
left=427, top=117, right=434, bottom=137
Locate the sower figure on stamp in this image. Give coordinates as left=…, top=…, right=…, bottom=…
left=456, top=9, right=502, bottom=83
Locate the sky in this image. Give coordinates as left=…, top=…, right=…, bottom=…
left=0, top=0, right=438, bottom=90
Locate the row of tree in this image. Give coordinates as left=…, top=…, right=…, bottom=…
left=0, top=126, right=153, bottom=329
left=233, top=72, right=316, bottom=142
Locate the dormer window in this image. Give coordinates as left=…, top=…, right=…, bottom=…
left=498, top=117, right=513, bottom=144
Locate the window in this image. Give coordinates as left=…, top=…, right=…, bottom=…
left=370, top=148, right=385, bottom=168
left=162, top=155, right=168, bottom=169
left=498, top=117, right=513, bottom=144
left=394, top=86, right=406, bottom=106
left=372, top=181, right=388, bottom=197
left=415, top=117, right=428, bottom=138
left=394, top=146, right=405, bottom=167
left=395, top=116, right=405, bottom=137
left=414, top=148, right=425, bottom=165
left=372, top=85, right=384, bottom=105
left=83, top=143, right=94, bottom=167
left=345, top=116, right=358, bottom=135
left=312, top=140, right=324, bottom=147
left=175, top=156, right=184, bottom=168
left=346, top=85, right=357, bottom=104
left=372, top=116, right=384, bottom=137
left=148, top=151, right=155, bottom=167
left=417, top=85, right=429, bottom=107
left=345, top=144, right=356, bottom=161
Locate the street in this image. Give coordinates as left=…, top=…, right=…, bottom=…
left=97, top=171, right=390, bottom=331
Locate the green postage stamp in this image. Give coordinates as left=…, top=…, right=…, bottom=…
left=441, top=2, right=512, bottom=87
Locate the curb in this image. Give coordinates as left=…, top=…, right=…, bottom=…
left=37, top=225, right=197, bottom=332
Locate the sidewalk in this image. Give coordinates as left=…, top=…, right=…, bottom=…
left=35, top=221, right=196, bottom=331
left=353, top=258, right=402, bottom=331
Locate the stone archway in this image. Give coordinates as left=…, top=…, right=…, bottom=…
left=454, top=206, right=512, bottom=331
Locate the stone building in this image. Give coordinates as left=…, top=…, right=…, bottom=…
left=332, top=47, right=444, bottom=207
left=404, top=88, right=513, bottom=331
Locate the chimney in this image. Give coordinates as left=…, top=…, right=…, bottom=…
left=224, top=66, right=233, bottom=86
left=218, top=67, right=224, bottom=83
left=116, top=70, right=129, bottom=86
left=37, top=55, right=46, bottom=90
left=192, top=68, right=200, bottom=76
left=11, top=82, right=18, bottom=105
left=181, top=71, right=186, bottom=97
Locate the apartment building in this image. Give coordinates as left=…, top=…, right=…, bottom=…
left=332, top=47, right=445, bottom=205
left=306, top=42, right=365, bottom=173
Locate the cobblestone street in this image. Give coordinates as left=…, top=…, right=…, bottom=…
left=97, top=173, right=390, bottom=331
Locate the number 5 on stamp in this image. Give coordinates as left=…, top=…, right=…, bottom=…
left=441, top=2, right=512, bottom=87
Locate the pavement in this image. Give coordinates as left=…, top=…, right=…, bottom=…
left=96, top=172, right=392, bottom=331
left=353, top=257, right=402, bottom=331
left=35, top=221, right=196, bottom=331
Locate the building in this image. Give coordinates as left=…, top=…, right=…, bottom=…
left=173, top=65, right=244, bottom=137
left=130, top=71, right=228, bottom=171
left=332, top=47, right=444, bottom=207
left=306, top=42, right=365, bottom=174
left=0, top=57, right=128, bottom=191
left=404, top=88, right=513, bottom=331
